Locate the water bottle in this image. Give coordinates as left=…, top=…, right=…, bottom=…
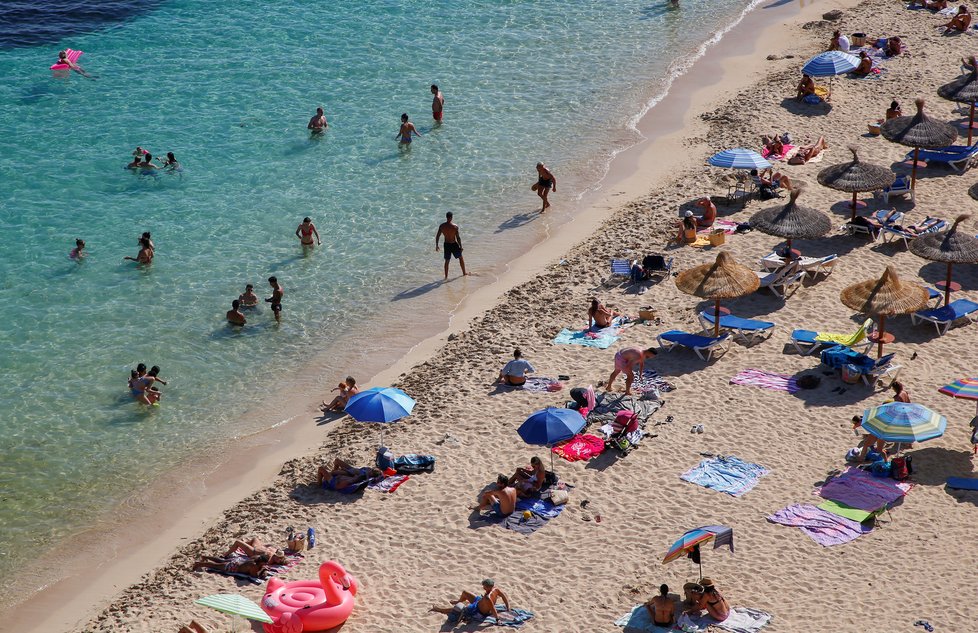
left=307, top=527, right=315, bottom=548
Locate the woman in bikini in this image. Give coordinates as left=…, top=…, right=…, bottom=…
left=395, top=113, right=421, bottom=146
left=192, top=552, right=270, bottom=578
left=221, top=536, right=287, bottom=564
left=699, top=579, right=730, bottom=623
left=316, top=458, right=381, bottom=492
left=320, top=376, right=359, bottom=412
left=124, top=237, right=154, bottom=265
left=507, top=456, right=546, bottom=497
left=787, top=137, right=828, bottom=165
left=295, top=217, right=321, bottom=248
left=588, top=298, right=620, bottom=329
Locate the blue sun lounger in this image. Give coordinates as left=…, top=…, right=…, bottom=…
left=910, top=298, right=978, bottom=335
left=946, top=477, right=978, bottom=491
left=697, top=311, right=774, bottom=345
left=906, top=142, right=978, bottom=172
left=657, top=330, right=731, bottom=361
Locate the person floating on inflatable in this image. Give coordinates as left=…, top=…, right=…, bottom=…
left=52, top=49, right=94, bottom=79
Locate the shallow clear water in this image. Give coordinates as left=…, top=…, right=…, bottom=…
left=0, top=0, right=756, bottom=582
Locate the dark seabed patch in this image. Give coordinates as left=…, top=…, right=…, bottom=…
left=0, top=0, right=167, bottom=49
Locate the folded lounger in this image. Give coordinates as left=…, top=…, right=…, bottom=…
left=790, top=318, right=872, bottom=356
left=657, top=330, right=731, bottom=361
left=698, top=311, right=774, bottom=345
left=910, top=298, right=978, bottom=335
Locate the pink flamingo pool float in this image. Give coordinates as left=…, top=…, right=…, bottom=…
left=260, top=560, right=358, bottom=632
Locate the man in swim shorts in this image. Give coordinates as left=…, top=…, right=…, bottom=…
left=435, top=211, right=468, bottom=279
left=295, top=217, right=321, bottom=249
left=608, top=347, right=657, bottom=396
left=396, top=113, right=421, bottom=145
left=472, top=474, right=517, bottom=516
left=266, top=276, right=284, bottom=323
left=431, top=84, right=444, bottom=123
left=308, top=107, right=328, bottom=134
left=531, top=162, right=556, bottom=212
left=430, top=579, right=511, bottom=623
left=227, top=299, right=246, bottom=326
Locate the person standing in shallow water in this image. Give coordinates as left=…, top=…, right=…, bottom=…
left=266, top=276, right=284, bottom=323
left=435, top=212, right=468, bottom=280
left=295, top=217, right=321, bottom=249
left=308, top=107, right=328, bottom=135
left=396, top=113, right=421, bottom=146
left=531, top=162, right=556, bottom=212
left=431, top=85, right=444, bottom=123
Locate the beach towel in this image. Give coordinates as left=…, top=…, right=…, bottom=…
left=517, top=376, right=561, bottom=392
left=681, top=455, right=770, bottom=497
left=614, top=604, right=679, bottom=632
left=367, top=473, right=409, bottom=493
left=698, top=219, right=740, bottom=235
left=729, top=368, right=800, bottom=394
left=515, top=495, right=565, bottom=520
left=817, top=467, right=907, bottom=511
left=767, top=503, right=872, bottom=546
left=817, top=499, right=878, bottom=523
left=589, top=392, right=662, bottom=425
left=688, top=235, right=713, bottom=248
left=632, top=369, right=676, bottom=396
left=760, top=144, right=796, bottom=161
left=473, top=607, right=535, bottom=627
left=203, top=550, right=304, bottom=585
left=553, top=434, right=605, bottom=461
left=553, top=320, right=624, bottom=348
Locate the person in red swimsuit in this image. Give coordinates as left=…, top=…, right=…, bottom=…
left=431, top=84, right=444, bottom=123
left=295, top=217, right=321, bottom=249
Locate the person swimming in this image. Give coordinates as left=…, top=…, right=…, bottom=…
left=69, top=239, right=85, bottom=260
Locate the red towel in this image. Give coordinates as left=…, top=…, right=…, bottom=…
left=552, top=434, right=605, bottom=461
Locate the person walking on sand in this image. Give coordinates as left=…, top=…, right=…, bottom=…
left=266, top=276, right=284, bottom=323
left=531, top=162, right=556, bottom=212
left=435, top=211, right=468, bottom=279
left=608, top=347, right=657, bottom=396
left=396, top=113, right=421, bottom=146
left=431, top=84, right=444, bottom=123
left=308, top=107, right=328, bottom=134
left=295, top=217, right=321, bottom=249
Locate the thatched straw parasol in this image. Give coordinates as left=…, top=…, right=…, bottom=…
left=937, top=57, right=978, bottom=145
left=676, top=251, right=760, bottom=336
left=881, top=98, right=958, bottom=190
left=969, top=182, right=978, bottom=201
left=840, top=266, right=929, bottom=357
left=817, top=147, right=897, bottom=220
left=749, top=187, right=832, bottom=251
left=909, top=214, right=978, bottom=306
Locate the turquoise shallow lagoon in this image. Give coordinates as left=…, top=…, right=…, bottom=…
left=0, top=0, right=757, bottom=586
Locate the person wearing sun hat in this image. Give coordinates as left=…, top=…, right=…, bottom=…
left=699, top=578, right=730, bottom=623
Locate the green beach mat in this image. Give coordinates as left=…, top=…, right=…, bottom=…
left=817, top=500, right=882, bottom=523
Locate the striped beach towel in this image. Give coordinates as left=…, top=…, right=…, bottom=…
left=730, top=368, right=799, bottom=394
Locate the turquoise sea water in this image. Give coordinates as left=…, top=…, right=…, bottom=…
left=0, top=0, right=758, bottom=589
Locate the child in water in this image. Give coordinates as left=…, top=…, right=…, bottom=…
left=69, top=239, right=86, bottom=260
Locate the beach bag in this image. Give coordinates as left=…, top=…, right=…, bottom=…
left=549, top=489, right=569, bottom=505
left=286, top=529, right=306, bottom=552
left=870, top=460, right=891, bottom=478
left=569, top=387, right=589, bottom=409
left=891, top=455, right=911, bottom=480
left=708, top=229, right=725, bottom=246
left=759, top=185, right=778, bottom=200
left=544, top=470, right=559, bottom=488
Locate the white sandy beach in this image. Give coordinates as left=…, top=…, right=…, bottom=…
left=7, top=0, right=978, bottom=632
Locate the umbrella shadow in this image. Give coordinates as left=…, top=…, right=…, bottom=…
left=917, top=260, right=978, bottom=292
left=905, top=446, right=975, bottom=487
left=780, top=97, right=832, bottom=117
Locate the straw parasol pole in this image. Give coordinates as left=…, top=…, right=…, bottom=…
left=909, top=214, right=978, bottom=306
left=880, top=98, right=958, bottom=190
left=840, top=266, right=929, bottom=358
left=937, top=57, right=978, bottom=145
left=749, top=187, right=832, bottom=251
left=816, top=147, right=897, bottom=220
left=675, top=252, right=760, bottom=336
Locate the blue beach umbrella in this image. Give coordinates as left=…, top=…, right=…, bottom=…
left=802, top=51, right=860, bottom=77
left=345, top=387, right=416, bottom=444
left=518, top=407, right=586, bottom=472
left=707, top=148, right=771, bottom=171
left=861, top=402, right=946, bottom=446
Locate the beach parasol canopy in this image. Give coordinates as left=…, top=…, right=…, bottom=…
left=662, top=525, right=734, bottom=579
left=802, top=51, right=860, bottom=77
left=345, top=386, right=416, bottom=444
left=195, top=593, right=274, bottom=625
left=840, top=265, right=928, bottom=357
left=817, top=147, right=896, bottom=220
left=707, top=148, right=771, bottom=170
left=881, top=98, right=958, bottom=190
left=937, top=57, right=978, bottom=145
left=749, top=187, right=832, bottom=251
left=861, top=402, right=946, bottom=445
left=518, top=407, right=586, bottom=472
left=909, top=214, right=978, bottom=306
left=675, top=251, right=760, bottom=336
left=939, top=377, right=978, bottom=428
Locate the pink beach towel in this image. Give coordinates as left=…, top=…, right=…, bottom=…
left=552, top=434, right=605, bottom=461
left=730, top=368, right=800, bottom=394
left=767, top=504, right=872, bottom=546
left=760, top=144, right=796, bottom=161
left=367, top=474, right=409, bottom=493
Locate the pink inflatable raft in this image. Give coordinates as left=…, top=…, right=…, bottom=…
left=260, top=560, right=357, bottom=632
left=51, top=49, right=82, bottom=70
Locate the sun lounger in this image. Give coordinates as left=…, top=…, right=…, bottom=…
left=926, top=287, right=943, bottom=308
left=910, top=298, right=978, bottom=335
left=872, top=176, right=914, bottom=205
left=759, top=253, right=838, bottom=278
left=754, top=265, right=805, bottom=299
left=844, top=209, right=903, bottom=240
left=698, top=311, right=774, bottom=345
left=790, top=318, right=872, bottom=356
left=640, top=254, right=674, bottom=281
left=657, top=330, right=731, bottom=361
left=946, top=476, right=978, bottom=491
left=881, top=216, right=947, bottom=248
left=609, top=259, right=632, bottom=283
left=907, top=142, right=978, bottom=172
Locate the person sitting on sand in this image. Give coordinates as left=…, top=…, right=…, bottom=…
left=885, top=36, right=903, bottom=56
left=222, top=536, right=288, bottom=565
left=682, top=582, right=704, bottom=613
left=178, top=621, right=210, bottom=633
left=787, top=137, right=828, bottom=165
left=227, top=299, right=246, bottom=326
left=853, top=51, right=873, bottom=76
left=828, top=29, right=850, bottom=52
left=885, top=100, right=902, bottom=120
left=238, top=284, right=259, bottom=308
left=320, top=375, right=359, bottom=412
left=431, top=579, right=510, bottom=622
left=699, top=579, right=730, bottom=623
left=853, top=414, right=887, bottom=461
left=508, top=456, right=546, bottom=497
left=676, top=211, right=698, bottom=244
left=751, top=168, right=792, bottom=195
left=645, top=584, right=676, bottom=628
left=944, top=5, right=972, bottom=32
left=607, top=347, right=657, bottom=396
left=693, top=197, right=717, bottom=228
left=588, top=298, right=621, bottom=329
left=795, top=73, right=815, bottom=101
left=762, top=134, right=784, bottom=157
left=497, top=348, right=535, bottom=386
left=472, top=474, right=518, bottom=516
left=316, top=458, right=382, bottom=492
left=192, top=552, right=270, bottom=578
left=890, top=380, right=911, bottom=403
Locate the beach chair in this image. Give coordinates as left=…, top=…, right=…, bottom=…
left=754, top=265, right=805, bottom=299
left=725, top=173, right=754, bottom=205
left=759, top=253, right=838, bottom=278
left=697, top=311, right=774, bottom=345
left=926, top=287, right=942, bottom=308
left=608, top=259, right=633, bottom=284
left=872, top=176, right=914, bottom=205
left=907, top=142, right=978, bottom=172
left=910, top=298, right=978, bottom=335
left=844, top=209, right=903, bottom=240
left=641, top=254, right=674, bottom=281
left=880, top=217, right=947, bottom=248
left=859, top=353, right=902, bottom=387
left=657, top=330, right=731, bottom=361
left=790, top=318, right=872, bottom=356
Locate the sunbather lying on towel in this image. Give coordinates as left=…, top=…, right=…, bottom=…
left=787, top=137, right=828, bottom=164
left=471, top=474, right=518, bottom=516
left=431, top=578, right=510, bottom=622
left=508, top=456, right=546, bottom=497
left=221, top=536, right=287, bottom=565
left=317, top=458, right=382, bottom=493
left=192, top=553, right=270, bottom=578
